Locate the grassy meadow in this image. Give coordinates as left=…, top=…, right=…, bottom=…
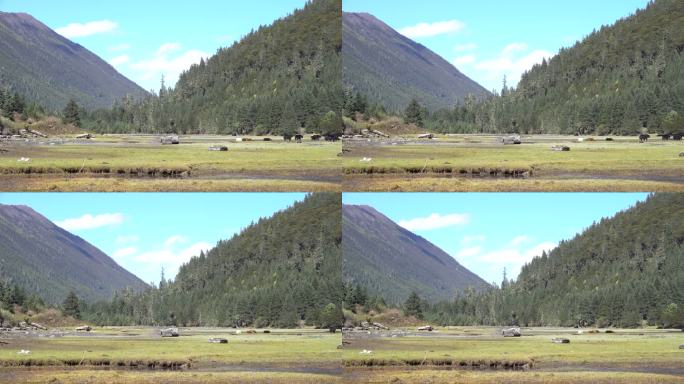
left=342, top=134, right=684, bottom=191
left=341, top=327, right=684, bottom=383
left=0, top=134, right=341, bottom=191
left=0, top=327, right=341, bottom=383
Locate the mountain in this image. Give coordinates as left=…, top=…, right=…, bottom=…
left=342, top=12, right=489, bottom=112
left=83, top=193, right=342, bottom=328
left=0, top=205, right=148, bottom=305
left=86, top=0, right=343, bottom=135
left=513, top=0, right=684, bottom=135
left=343, top=204, right=489, bottom=304
left=511, top=193, right=684, bottom=327
left=433, top=0, right=684, bottom=135
left=0, top=12, right=147, bottom=111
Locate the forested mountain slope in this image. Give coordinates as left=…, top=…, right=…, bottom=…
left=343, top=204, right=489, bottom=305
left=426, top=194, right=684, bottom=328
left=86, top=0, right=343, bottom=135
left=0, top=205, right=148, bottom=304
left=342, top=12, right=489, bottom=112
left=0, top=12, right=147, bottom=111
left=430, top=0, right=684, bottom=135
left=84, top=194, right=342, bottom=328
left=514, top=193, right=684, bottom=326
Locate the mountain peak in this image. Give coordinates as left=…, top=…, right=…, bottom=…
left=0, top=11, right=147, bottom=110
left=343, top=11, right=489, bottom=112
left=343, top=204, right=489, bottom=304
left=0, top=204, right=148, bottom=304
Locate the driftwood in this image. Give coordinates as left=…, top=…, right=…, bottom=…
left=418, top=133, right=434, bottom=139
left=76, top=325, right=92, bottom=332
left=160, top=328, right=179, bottom=337
left=417, top=325, right=434, bottom=331
left=500, top=135, right=521, bottom=145
left=551, top=338, right=570, bottom=344
left=208, top=145, right=228, bottom=151
left=208, top=338, right=228, bottom=344
left=26, top=128, right=47, bottom=138
left=502, top=327, right=521, bottom=337
left=551, top=145, right=570, bottom=151
left=161, top=135, right=180, bottom=145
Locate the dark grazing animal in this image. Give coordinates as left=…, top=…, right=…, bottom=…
left=639, top=134, right=650, bottom=143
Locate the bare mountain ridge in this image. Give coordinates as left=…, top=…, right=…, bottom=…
left=0, top=204, right=148, bottom=304
left=343, top=12, right=489, bottom=112
left=343, top=204, right=489, bottom=304
left=0, top=11, right=147, bottom=111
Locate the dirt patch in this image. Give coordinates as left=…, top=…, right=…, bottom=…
left=344, top=358, right=532, bottom=370
left=344, top=166, right=531, bottom=177
left=0, top=358, right=189, bottom=370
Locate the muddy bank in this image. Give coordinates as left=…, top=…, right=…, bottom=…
left=344, top=166, right=531, bottom=178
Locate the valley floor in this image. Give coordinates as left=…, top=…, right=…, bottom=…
left=0, top=327, right=341, bottom=383
left=341, top=326, right=684, bottom=383
left=0, top=134, right=342, bottom=192
left=342, top=134, right=684, bottom=191
left=2, top=326, right=682, bottom=383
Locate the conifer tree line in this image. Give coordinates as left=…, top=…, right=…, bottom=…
left=78, top=0, right=342, bottom=136
left=0, top=277, right=46, bottom=320
left=0, top=88, right=48, bottom=123
left=81, top=194, right=343, bottom=329
left=348, top=194, right=683, bottom=329
left=348, top=0, right=684, bottom=136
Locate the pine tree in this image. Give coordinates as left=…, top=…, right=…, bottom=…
left=405, top=99, right=425, bottom=127
left=404, top=291, right=423, bottom=319
left=62, top=99, right=81, bottom=127
left=63, top=291, right=81, bottom=319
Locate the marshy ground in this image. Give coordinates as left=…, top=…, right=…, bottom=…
left=342, top=134, right=684, bottom=191
left=341, top=326, right=684, bottom=383
left=0, top=326, right=341, bottom=383
left=0, top=134, right=342, bottom=192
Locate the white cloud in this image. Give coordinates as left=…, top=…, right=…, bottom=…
left=109, top=54, right=130, bottom=67
left=457, top=246, right=481, bottom=258
left=453, top=54, right=476, bottom=66
left=399, top=20, right=465, bottom=38
left=56, top=213, right=124, bottom=231
left=510, top=235, right=529, bottom=246
left=164, top=235, right=187, bottom=247
left=130, top=43, right=209, bottom=88
left=454, top=43, right=477, bottom=52
left=477, top=241, right=557, bottom=279
left=135, top=241, right=212, bottom=279
left=108, top=43, right=131, bottom=52
left=113, top=247, right=137, bottom=259
left=472, top=42, right=553, bottom=88
left=502, top=42, right=528, bottom=55
left=156, top=42, right=181, bottom=55
left=399, top=213, right=470, bottom=231
left=56, top=20, right=118, bottom=38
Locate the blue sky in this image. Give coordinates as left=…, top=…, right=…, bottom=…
left=0, top=0, right=309, bottom=91
left=344, top=0, right=650, bottom=91
left=343, top=193, right=648, bottom=284
left=0, top=193, right=306, bottom=284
